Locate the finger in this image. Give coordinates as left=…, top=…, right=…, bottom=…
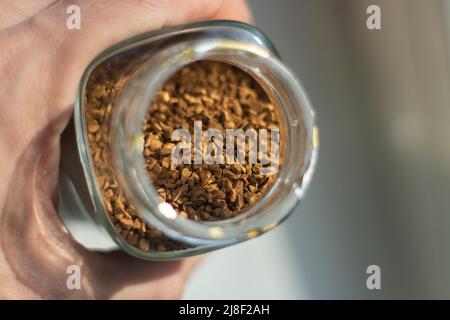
left=149, top=256, right=205, bottom=300
left=0, top=0, right=56, bottom=29
left=210, top=0, right=253, bottom=23
left=178, top=255, right=205, bottom=289
left=28, top=0, right=251, bottom=57
left=20, top=0, right=251, bottom=122
left=95, top=254, right=205, bottom=299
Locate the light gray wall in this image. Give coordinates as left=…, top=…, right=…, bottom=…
left=184, top=0, right=450, bottom=299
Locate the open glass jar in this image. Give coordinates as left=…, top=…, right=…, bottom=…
left=59, top=20, right=318, bottom=260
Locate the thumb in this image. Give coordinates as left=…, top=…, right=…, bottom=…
left=19, top=0, right=251, bottom=132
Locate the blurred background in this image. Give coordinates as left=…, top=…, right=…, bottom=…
left=184, top=0, right=450, bottom=299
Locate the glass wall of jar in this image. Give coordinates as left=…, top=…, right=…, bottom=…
left=59, top=20, right=318, bottom=260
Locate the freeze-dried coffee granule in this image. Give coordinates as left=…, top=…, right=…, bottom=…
left=85, top=56, right=186, bottom=252
left=84, top=58, right=280, bottom=252
left=143, top=61, right=280, bottom=221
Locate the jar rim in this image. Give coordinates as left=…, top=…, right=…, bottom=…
left=111, top=38, right=318, bottom=245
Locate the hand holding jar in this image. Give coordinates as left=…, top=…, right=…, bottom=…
left=0, top=0, right=252, bottom=300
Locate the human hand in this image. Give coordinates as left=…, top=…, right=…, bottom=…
left=0, top=0, right=251, bottom=299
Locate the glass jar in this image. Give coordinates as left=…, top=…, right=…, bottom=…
left=59, top=20, right=318, bottom=260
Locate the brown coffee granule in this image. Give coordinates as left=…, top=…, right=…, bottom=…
left=143, top=61, right=280, bottom=221
left=85, top=56, right=187, bottom=252
left=84, top=57, right=280, bottom=252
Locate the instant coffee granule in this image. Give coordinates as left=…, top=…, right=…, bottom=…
left=143, top=61, right=280, bottom=221
left=85, top=56, right=186, bottom=252
left=85, top=59, right=280, bottom=252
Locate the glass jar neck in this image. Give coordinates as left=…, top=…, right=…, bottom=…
left=110, top=36, right=317, bottom=246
